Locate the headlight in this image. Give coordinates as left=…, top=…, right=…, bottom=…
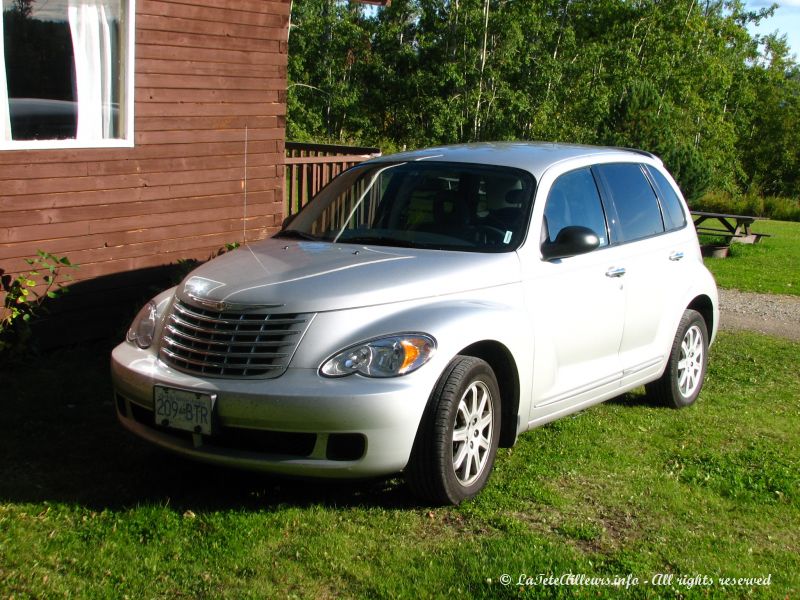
left=126, top=300, right=159, bottom=349
left=320, top=334, right=436, bottom=378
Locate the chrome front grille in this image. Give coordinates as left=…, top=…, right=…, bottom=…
left=159, top=300, right=311, bottom=378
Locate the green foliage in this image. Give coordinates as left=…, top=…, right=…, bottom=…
left=660, top=144, right=712, bottom=203
left=288, top=0, right=799, bottom=203
left=0, top=251, right=77, bottom=354
left=693, top=189, right=800, bottom=222
left=737, top=36, right=800, bottom=198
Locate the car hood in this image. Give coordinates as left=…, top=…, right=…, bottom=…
left=177, top=238, right=521, bottom=313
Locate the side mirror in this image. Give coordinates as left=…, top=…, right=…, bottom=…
left=541, top=225, right=600, bottom=261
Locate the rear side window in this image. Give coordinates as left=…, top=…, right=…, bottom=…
left=544, top=168, right=609, bottom=247
left=595, top=163, right=664, bottom=243
left=646, top=166, right=687, bottom=231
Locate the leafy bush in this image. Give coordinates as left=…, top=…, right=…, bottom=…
left=0, top=251, right=77, bottom=353
left=692, top=189, right=800, bottom=222
left=763, top=196, right=800, bottom=222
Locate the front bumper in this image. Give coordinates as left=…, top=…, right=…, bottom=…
left=111, top=342, right=435, bottom=478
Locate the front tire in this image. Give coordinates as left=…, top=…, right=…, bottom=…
left=406, top=356, right=501, bottom=505
left=646, top=309, right=709, bottom=408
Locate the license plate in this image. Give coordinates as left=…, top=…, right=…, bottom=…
left=154, top=386, right=215, bottom=435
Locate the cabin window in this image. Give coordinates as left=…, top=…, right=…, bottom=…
left=0, top=0, right=134, bottom=149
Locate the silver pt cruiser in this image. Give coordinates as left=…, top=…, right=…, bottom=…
left=112, top=142, right=719, bottom=504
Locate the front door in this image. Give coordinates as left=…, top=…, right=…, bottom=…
left=525, top=167, right=625, bottom=417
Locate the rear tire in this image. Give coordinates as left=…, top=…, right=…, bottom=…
left=406, top=356, right=501, bottom=505
left=646, top=309, right=708, bottom=409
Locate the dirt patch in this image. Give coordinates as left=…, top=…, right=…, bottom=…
left=718, top=289, right=800, bottom=342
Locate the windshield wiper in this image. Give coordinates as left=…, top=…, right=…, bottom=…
left=273, top=229, right=324, bottom=242
left=336, top=235, right=418, bottom=248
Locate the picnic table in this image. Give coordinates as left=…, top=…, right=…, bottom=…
left=691, top=211, right=769, bottom=245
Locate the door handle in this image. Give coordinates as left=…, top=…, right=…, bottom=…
left=669, top=251, right=684, bottom=261
left=605, top=267, right=626, bottom=278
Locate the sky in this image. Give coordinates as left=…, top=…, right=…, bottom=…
left=745, top=0, right=800, bottom=60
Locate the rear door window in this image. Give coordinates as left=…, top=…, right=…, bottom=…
left=595, top=163, right=665, bottom=243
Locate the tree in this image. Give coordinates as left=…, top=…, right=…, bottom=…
left=738, top=35, right=800, bottom=197
left=286, top=0, right=799, bottom=203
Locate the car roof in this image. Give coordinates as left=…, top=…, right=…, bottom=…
left=368, top=142, right=659, bottom=179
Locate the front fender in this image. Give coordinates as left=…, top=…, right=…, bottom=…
left=291, top=284, right=533, bottom=421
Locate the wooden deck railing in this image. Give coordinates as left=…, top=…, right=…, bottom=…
left=285, top=142, right=381, bottom=217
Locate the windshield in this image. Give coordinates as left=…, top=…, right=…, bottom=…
left=278, top=162, right=536, bottom=252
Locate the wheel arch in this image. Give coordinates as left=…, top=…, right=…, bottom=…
left=457, top=340, right=520, bottom=448
left=687, top=294, right=715, bottom=338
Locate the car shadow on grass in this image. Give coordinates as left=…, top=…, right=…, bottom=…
left=0, top=341, right=419, bottom=513
left=606, top=388, right=662, bottom=408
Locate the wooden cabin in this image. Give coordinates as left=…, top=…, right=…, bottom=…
left=1, top=0, right=291, bottom=337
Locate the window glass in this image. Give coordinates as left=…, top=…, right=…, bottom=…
left=1, top=0, right=129, bottom=145
left=646, top=166, right=687, bottom=231
left=283, top=162, right=535, bottom=253
left=596, top=163, right=664, bottom=242
left=544, top=167, right=608, bottom=247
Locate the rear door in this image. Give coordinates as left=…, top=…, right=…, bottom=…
left=593, top=163, right=693, bottom=386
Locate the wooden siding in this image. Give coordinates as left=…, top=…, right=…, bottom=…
left=0, top=0, right=290, bottom=295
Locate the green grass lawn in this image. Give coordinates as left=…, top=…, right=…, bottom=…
left=703, top=220, right=800, bottom=295
left=1, top=332, right=798, bottom=599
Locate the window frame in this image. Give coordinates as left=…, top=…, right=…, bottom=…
left=0, top=0, right=135, bottom=151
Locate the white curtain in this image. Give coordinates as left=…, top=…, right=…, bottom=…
left=0, top=14, right=11, bottom=142
left=68, top=0, right=113, bottom=141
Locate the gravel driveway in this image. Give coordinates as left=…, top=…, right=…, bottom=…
left=718, top=288, right=800, bottom=341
